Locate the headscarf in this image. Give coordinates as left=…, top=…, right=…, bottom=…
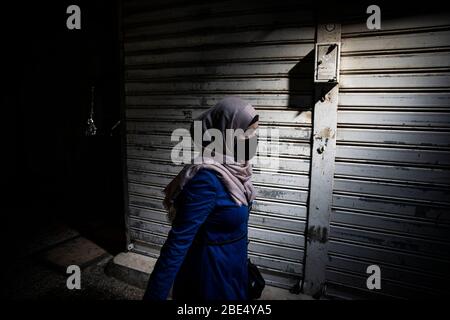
left=162, top=97, right=258, bottom=222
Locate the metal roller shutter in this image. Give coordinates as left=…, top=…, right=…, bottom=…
left=326, top=12, right=450, bottom=299
left=122, top=0, right=315, bottom=288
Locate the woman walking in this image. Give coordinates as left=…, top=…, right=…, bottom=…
left=143, top=97, right=259, bottom=301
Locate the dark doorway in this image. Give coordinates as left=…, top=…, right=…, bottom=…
left=3, top=0, right=125, bottom=260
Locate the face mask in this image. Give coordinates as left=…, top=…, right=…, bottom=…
left=234, top=134, right=258, bottom=162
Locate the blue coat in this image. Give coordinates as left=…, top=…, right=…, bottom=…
left=143, top=168, right=250, bottom=301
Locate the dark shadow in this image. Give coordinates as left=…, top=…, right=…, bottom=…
left=3, top=0, right=126, bottom=260
left=288, top=49, right=339, bottom=109
left=63, top=134, right=127, bottom=256
left=287, top=49, right=315, bottom=113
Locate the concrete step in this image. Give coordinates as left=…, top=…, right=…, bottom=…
left=105, top=251, right=155, bottom=290
left=106, top=251, right=313, bottom=300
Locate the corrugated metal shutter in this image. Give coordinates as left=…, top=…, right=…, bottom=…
left=326, top=12, right=450, bottom=299
left=122, top=0, right=315, bottom=288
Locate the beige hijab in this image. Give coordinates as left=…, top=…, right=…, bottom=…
left=163, top=97, right=258, bottom=222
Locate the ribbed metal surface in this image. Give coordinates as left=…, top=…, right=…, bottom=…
left=327, top=13, right=450, bottom=299
left=122, top=0, right=315, bottom=288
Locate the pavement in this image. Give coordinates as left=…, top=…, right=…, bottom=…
left=1, top=222, right=143, bottom=300
left=1, top=222, right=312, bottom=300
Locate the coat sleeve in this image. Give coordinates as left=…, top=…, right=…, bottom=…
left=142, top=169, right=217, bottom=300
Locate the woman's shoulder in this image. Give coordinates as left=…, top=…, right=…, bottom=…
left=191, top=168, right=221, bottom=185
left=190, top=168, right=229, bottom=193
left=176, top=168, right=220, bottom=205
left=184, top=168, right=236, bottom=204
left=183, top=168, right=221, bottom=190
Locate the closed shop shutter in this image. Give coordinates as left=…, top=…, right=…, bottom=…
left=122, top=0, right=315, bottom=288
left=326, top=12, right=450, bottom=299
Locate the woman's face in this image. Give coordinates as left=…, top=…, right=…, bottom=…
left=234, top=121, right=259, bottom=162
left=248, top=121, right=259, bottom=131
left=245, top=121, right=259, bottom=138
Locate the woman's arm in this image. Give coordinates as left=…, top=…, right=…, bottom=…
left=142, top=169, right=217, bottom=300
